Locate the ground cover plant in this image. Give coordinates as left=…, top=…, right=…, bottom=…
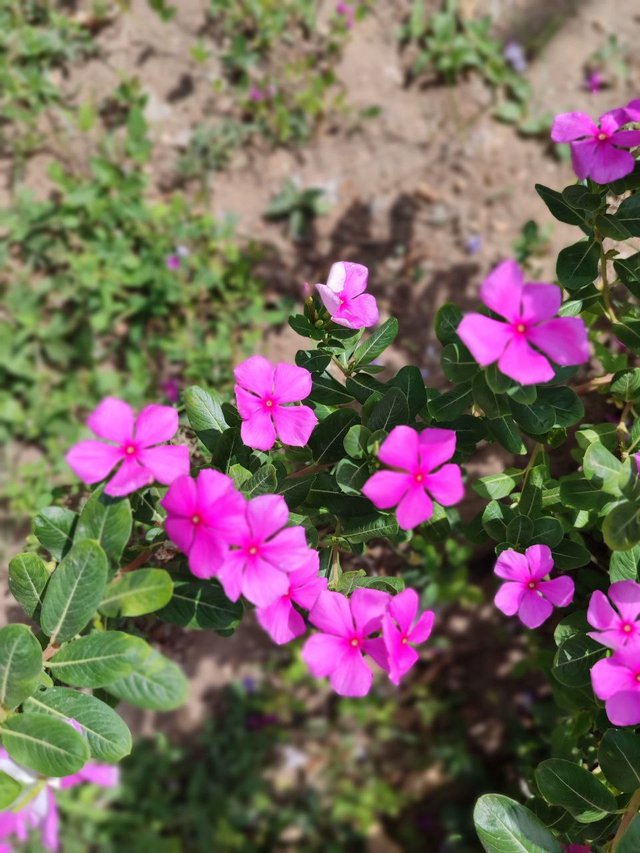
left=4, top=92, right=640, bottom=851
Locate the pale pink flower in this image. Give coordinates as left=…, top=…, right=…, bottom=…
left=161, top=470, right=246, bottom=578
left=362, top=425, right=463, bottom=530
left=234, top=356, right=317, bottom=451
left=457, top=260, right=589, bottom=385
left=494, top=545, right=574, bottom=629
left=591, top=645, right=640, bottom=726
left=588, top=581, right=640, bottom=649
left=0, top=748, right=117, bottom=853
left=66, top=397, right=190, bottom=497
left=336, top=1, right=356, bottom=28
left=551, top=109, right=640, bottom=184
left=256, top=554, right=327, bottom=644
left=382, top=588, right=435, bottom=685
left=302, top=589, right=391, bottom=697
left=316, top=261, right=379, bottom=329
left=249, top=84, right=265, bottom=102
left=217, top=494, right=317, bottom=607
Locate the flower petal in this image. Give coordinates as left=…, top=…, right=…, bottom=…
left=134, top=404, right=178, bottom=447
left=590, top=143, right=635, bottom=184
left=188, top=528, right=228, bottom=579
left=570, top=138, right=597, bottom=180
left=341, top=261, right=369, bottom=297
left=325, top=261, right=348, bottom=293
left=539, top=576, right=574, bottom=607
left=256, top=597, right=306, bottom=645
left=591, top=656, right=635, bottom=700
left=235, top=385, right=263, bottom=419
left=527, top=318, right=589, bottom=367
left=104, top=458, right=153, bottom=497
left=290, top=561, right=326, bottom=611
left=246, top=494, right=289, bottom=541
left=161, top=473, right=198, bottom=517
left=272, top=404, right=317, bottom=446
left=329, top=648, right=373, bottom=697
left=606, top=691, right=640, bottom=726
left=494, top=581, right=525, bottom=616
left=480, top=259, right=523, bottom=322
left=350, top=588, right=390, bottom=635
left=494, top=549, right=529, bottom=581
left=588, top=589, right=618, bottom=631
left=308, top=590, right=353, bottom=637
left=388, top=588, right=419, bottom=634
left=396, top=485, right=433, bottom=530
left=216, top=550, right=246, bottom=597
left=273, top=363, right=312, bottom=402
left=378, top=425, right=419, bottom=470
left=261, top=526, right=311, bottom=570
left=424, top=463, right=464, bottom=506
left=302, top=632, right=348, bottom=676
left=409, top=610, right=435, bottom=645
left=316, top=282, right=341, bottom=314
left=520, top=283, right=561, bottom=324
left=362, top=470, right=411, bottom=509
left=457, top=314, right=512, bottom=366
left=234, top=355, right=274, bottom=396
left=340, top=292, right=379, bottom=328
left=165, top=517, right=196, bottom=553
left=241, top=410, right=277, bottom=451
left=550, top=111, right=598, bottom=142
left=86, top=397, right=135, bottom=443
left=65, top=440, right=121, bottom=484
left=498, top=335, right=555, bottom=385
left=526, top=544, right=554, bottom=580
left=612, top=130, right=640, bottom=147
left=609, top=581, right=640, bottom=623
left=137, top=445, right=190, bottom=485
left=241, top=557, right=290, bottom=607
left=418, top=427, right=457, bottom=471
left=518, top=590, right=553, bottom=629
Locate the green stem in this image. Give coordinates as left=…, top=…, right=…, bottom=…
left=598, top=233, right=618, bottom=324
left=610, top=787, right=640, bottom=851
left=521, top=442, right=543, bottom=486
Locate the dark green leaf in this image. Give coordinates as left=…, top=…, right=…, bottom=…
left=535, top=759, right=616, bottom=822
left=604, top=502, right=640, bottom=551
left=553, top=634, right=603, bottom=687
left=157, top=579, right=243, bottom=632
left=366, top=388, right=409, bottom=431
left=614, top=194, right=640, bottom=236
left=33, top=507, right=77, bottom=561
left=352, top=318, right=398, bottom=367
left=388, top=365, right=428, bottom=417
left=473, top=794, right=563, bottom=853
left=243, top=464, right=278, bottom=498
left=428, top=382, right=473, bottom=421
left=76, top=490, right=132, bottom=567
left=552, top=538, right=591, bottom=569
left=599, top=729, right=640, bottom=793
left=556, top=239, right=599, bottom=289
left=8, top=553, right=49, bottom=618
left=309, top=409, right=360, bottom=464
left=535, top=183, right=590, bottom=227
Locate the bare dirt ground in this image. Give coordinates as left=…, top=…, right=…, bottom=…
left=2, top=0, right=639, bottom=762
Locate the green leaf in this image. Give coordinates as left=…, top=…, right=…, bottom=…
left=552, top=538, right=591, bottom=569
left=309, top=375, right=353, bottom=405
left=613, top=317, right=640, bottom=353
left=366, top=388, right=409, bottom=432
left=242, top=464, right=278, bottom=497
left=46, top=631, right=144, bottom=687
left=99, top=568, right=173, bottom=618
left=506, top=516, right=534, bottom=548
left=482, top=501, right=512, bottom=541
left=537, top=387, right=584, bottom=427
left=76, top=490, right=132, bottom=566
left=0, top=714, right=90, bottom=777
left=0, top=625, right=43, bottom=710
left=598, top=729, right=640, bottom=793
left=535, top=758, right=617, bottom=822
left=488, top=416, right=527, bottom=455
left=614, top=252, right=640, bottom=298
left=473, top=470, right=522, bottom=501
left=345, top=373, right=385, bottom=404
left=343, top=424, right=371, bottom=459
left=428, top=382, right=473, bottom=421
left=559, top=475, right=610, bottom=511
left=603, top=502, right=640, bottom=551
left=510, top=398, right=555, bottom=436
left=473, top=374, right=510, bottom=419
left=104, top=649, right=187, bottom=711
left=556, top=239, right=599, bottom=289
left=441, top=342, right=478, bottom=383
left=614, top=194, right=640, bottom=236
left=535, top=183, right=589, bottom=227
left=335, top=459, right=369, bottom=495
left=530, top=517, right=564, bottom=548
left=40, top=539, right=109, bottom=644
left=553, top=634, right=604, bottom=687
left=388, top=365, right=428, bottom=417
left=340, top=514, right=399, bottom=544
left=618, top=814, right=640, bottom=853
left=473, top=794, right=563, bottom=853
left=0, top=771, right=22, bottom=809
left=157, top=579, right=243, bottom=632
left=561, top=185, right=603, bottom=211
left=295, top=349, right=331, bottom=373
left=184, top=385, right=227, bottom=451
left=8, top=553, right=49, bottom=618
left=33, top=506, right=77, bottom=560
left=24, top=688, right=132, bottom=763
left=309, top=409, right=360, bottom=464
left=611, top=369, right=640, bottom=402
left=352, top=318, right=398, bottom=367
left=583, top=442, right=622, bottom=495
left=595, top=212, right=632, bottom=240
left=610, top=545, right=640, bottom=582
left=435, top=303, right=462, bottom=345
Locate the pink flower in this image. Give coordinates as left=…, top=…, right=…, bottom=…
left=160, top=377, right=180, bottom=404
left=588, top=581, right=640, bottom=649
left=161, top=470, right=246, bottom=578
left=249, top=84, right=265, bottom=102
left=382, top=588, right=434, bottom=685
left=165, top=254, right=181, bottom=270
left=234, top=356, right=317, bottom=451
left=66, top=397, right=190, bottom=497
left=217, top=494, right=318, bottom=607
left=550, top=109, right=640, bottom=184
left=457, top=260, right=589, bottom=385
left=302, top=589, right=390, bottom=697
left=564, top=846, right=591, bottom=853
left=336, top=1, right=356, bottom=28
left=494, top=545, right=574, bottom=629
left=316, top=261, right=379, bottom=329
left=591, top=644, right=640, bottom=726
left=0, top=748, right=117, bottom=853
left=362, top=425, right=464, bottom=530
left=256, top=555, right=327, bottom=644
left=585, top=70, right=603, bottom=94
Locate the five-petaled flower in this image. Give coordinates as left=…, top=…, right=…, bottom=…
left=316, top=261, right=379, bottom=329
left=493, top=544, right=574, bottom=629
left=457, top=259, right=589, bottom=385
left=382, top=588, right=435, bottom=685
left=0, top=748, right=118, bottom=853
left=591, top=644, right=640, bottom=726
left=588, top=580, right=640, bottom=649
left=551, top=109, right=640, bottom=184
left=65, top=397, right=190, bottom=498
left=256, top=553, right=327, bottom=644
left=302, top=588, right=390, bottom=697
left=161, top=470, right=245, bottom=578
left=217, top=494, right=318, bottom=607
left=362, top=425, right=464, bottom=530
left=234, top=356, right=318, bottom=451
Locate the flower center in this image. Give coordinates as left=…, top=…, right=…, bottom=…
left=265, top=399, right=273, bottom=408
left=401, top=636, right=409, bottom=645
left=191, top=514, right=201, bottom=525
left=624, top=623, right=633, bottom=634
left=124, top=443, right=137, bottom=456
left=515, top=322, right=527, bottom=335
left=414, top=472, right=424, bottom=484
left=527, top=581, right=537, bottom=590
left=247, top=544, right=260, bottom=556
left=338, top=296, right=346, bottom=307
left=350, top=637, right=360, bottom=648
left=597, top=131, right=608, bottom=141
left=635, top=673, right=640, bottom=683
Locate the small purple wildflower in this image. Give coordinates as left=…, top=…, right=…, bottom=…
left=585, top=70, right=604, bottom=94
left=503, top=41, right=527, bottom=73
left=465, top=234, right=483, bottom=255
left=160, top=378, right=180, bottom=404
left=166, top=254, right=181, bottom=271
left=336, top=1, right=356, bottom=28
left=249, top=85, right=265, bottom=102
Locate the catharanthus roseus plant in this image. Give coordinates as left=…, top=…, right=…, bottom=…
left=6, top=96, right=640, bottom=852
